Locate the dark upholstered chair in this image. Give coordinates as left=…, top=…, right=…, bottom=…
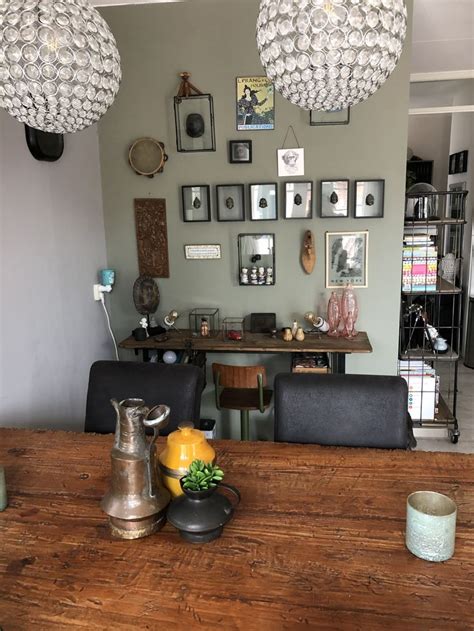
left=274, top=373, right=416, bottom=450
left=85, top=361, right=204, bottom=435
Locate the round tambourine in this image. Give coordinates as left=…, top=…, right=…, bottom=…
left=133, top=276, right=160, bottom=315
left=128, top=137, right=168, bottom=177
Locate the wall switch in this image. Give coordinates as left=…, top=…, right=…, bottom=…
left=93, top=284, right=102, bottom=301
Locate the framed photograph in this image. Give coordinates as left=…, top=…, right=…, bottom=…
left=449, top=153, right=456, bottom=175
left=354, top=180, right=385, bottom=218
left=277, top=148, right=305, bottom=177
left=284, top=181, right=312, bottom=219
left=236, top=76, right=275, bottom=131
left=181, top=185, right=211, bottom=222
left=249, top=183, right=277, bottom=221
left=229, top=140, right=252, bottom=164
left=455, top=150, right=468, bottom=174
left=310, top=108, right=350, bottom=126
left=216, top=184, right=245, bottom=222
left=326, top=230, right=369, bottom=288
left=174, top=94, right=216, bottom=152
left=320, top=180, right=349, bottom=218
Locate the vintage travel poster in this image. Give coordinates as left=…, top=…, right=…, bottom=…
left=236, top=76, right=274, bottom=130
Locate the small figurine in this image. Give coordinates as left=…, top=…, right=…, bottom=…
left=200, top=318, right=210, bottom=337
left=227, top=330, right=243, bottom=341
left=291, top=320, right=298, bottom=337
left=250, top=266, right=258, bottom=285
left=258, top=266, right=265, bottom=285
left=265, top=267, right=273, bottom=285
left=295, top=327, right=305, bottom=342
left=240, top=267, right=249, bottom=284
left=282, top=328, right=293, bottom=342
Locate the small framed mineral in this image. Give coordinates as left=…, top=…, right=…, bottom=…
left=284, top=181, right=313, bottom=219
left=182, top=185, right=211, bottom=222
left=320, top=180, right=349, bottom=218
left=354, top=180, right=385, bottom=218
left=249, top=183, right=277, bottom=221
left=216, top=184, right=245, bottom=221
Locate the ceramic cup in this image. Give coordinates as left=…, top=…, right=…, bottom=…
left=100, top=268, right=115, bottom=286
left=406, top=491, right=457, bottom=562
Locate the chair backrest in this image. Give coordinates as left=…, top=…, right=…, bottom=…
left=274, top=373, right=413, bottom=449
left=85, top=361, right=204, bottom=435
left=212, top=363, right=267, bottom=388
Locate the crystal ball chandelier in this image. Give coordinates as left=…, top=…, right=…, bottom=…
left=256, top=0, right=407, bottom=112
left=0, top=0, right=121, bottom=134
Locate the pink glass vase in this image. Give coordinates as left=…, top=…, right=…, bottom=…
left=341, top=284, right=358, bottom=338
left=327, top=291, right=341, bottom=337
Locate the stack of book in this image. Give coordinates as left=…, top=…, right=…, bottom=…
left=399, top=360, right=439, bottom=421
left=402, top=234, right=438, bottom=292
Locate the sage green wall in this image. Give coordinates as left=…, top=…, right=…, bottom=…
left=99, top=0, right=413, bottom=439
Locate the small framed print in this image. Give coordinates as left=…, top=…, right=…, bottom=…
left=229, top=140, right=252, bottom=164
left=310, top=108, right=350, bottom=126
left=355, top=180, right=384, bottom=218
left=455, top=150, right=468, bottom=174
left=184, top=244, right=221, bottom=260
left=249, top=183, right=277, bottom=221
left=174, top=94, right=216, bottom=152
left=277, top=148, right=305, bottom=177
left=326, top=230, right=369, bottom=288
left=284, top=181, right=312, bottom=219
left=182, top=185, right=211, bottom=222
left=216, top=184, right=245, bottom=221
left=320, top=180, right=349, bottom=218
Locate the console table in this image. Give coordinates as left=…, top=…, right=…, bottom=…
left=119, top=329, right=372, bottom=373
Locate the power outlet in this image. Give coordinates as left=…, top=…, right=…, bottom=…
left=93, top=284, right=102, bottom=301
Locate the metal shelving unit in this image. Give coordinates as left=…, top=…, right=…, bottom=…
left=399, top=191, right=468, bottom=444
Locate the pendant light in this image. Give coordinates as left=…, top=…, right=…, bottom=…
left=256, top=0, right=407, bottom=112
left=0, top=0, right=121, bottom=134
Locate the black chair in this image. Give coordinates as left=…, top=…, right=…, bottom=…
left=274, top=373, right=416, bottom=449
left=85, top=361, right=204, bottom=435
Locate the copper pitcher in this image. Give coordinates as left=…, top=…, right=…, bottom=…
left=101, top=398, right=171, bottom=539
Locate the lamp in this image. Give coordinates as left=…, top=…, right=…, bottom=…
left=163, top=310, right=180, bottom=330
left=256, top=0, right=407, bottom=112
left=0, top=0, right=121, bottom=134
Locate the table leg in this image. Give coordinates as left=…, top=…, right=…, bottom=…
left=332, top=353, right=346, bottom=374
left=142, top=349, right=150, bottom=362
left=240, top=410, right=250, bottom=441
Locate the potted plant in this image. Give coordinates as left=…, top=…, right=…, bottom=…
left=167, top=459, right=240, bottom=543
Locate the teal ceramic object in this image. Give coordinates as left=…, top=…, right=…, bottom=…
left=406, top=491, right=457, bottom=562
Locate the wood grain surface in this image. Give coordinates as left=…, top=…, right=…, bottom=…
left=134, top=198, right=169, bottom=278
left=119, top=329, right=372, bottom=355
left=1, top=428, right=473, bottom=631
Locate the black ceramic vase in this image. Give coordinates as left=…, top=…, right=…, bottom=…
left=167, top=480, right=240, bottom=543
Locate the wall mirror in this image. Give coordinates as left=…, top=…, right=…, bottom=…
left=237, top=233, right=275, bottom=286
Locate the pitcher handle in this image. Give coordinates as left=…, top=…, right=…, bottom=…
left=219, top=483, right=241, bottom=508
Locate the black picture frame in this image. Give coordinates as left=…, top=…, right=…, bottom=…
left=449, top=154, right=456, bottom=175
left=354, top=180, right=385, bottom=218
left=249, top=183, right=278, bottom=221
left=284, top=181, right=313, bottom=219
left=229, top=140, right=252, bottom=164
left=310, top=108, right=350, bottom=126
left=182, top=185, right=211, bottom=222
left=237, top=233, right=276, bottom=286
left=320, top=180, right=349, bottom=218
left=455, top=150, right=468, bottom=174
left=216, top=184, right=245, bottom=222
left=174, top=94, right=216, bottom=153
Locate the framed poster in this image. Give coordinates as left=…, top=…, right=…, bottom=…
left=236, top=76, right=274, bottom=131
left=182, top=185, right=211, bottom=222
left=326, top=230, right=369, bottom=288
left=249, top=183, right=278, bottom=220
left=284, top=181, right=312, bottom=219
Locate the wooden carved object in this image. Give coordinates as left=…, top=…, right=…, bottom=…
left=301, top=230, right=316, bottom=274
left=134, top=198, right=170, bottom=278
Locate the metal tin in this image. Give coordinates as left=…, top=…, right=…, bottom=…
left=406, top=491, right=457, bottom=562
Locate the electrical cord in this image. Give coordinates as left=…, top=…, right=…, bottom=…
left=100, top=293, right=119, bottom=360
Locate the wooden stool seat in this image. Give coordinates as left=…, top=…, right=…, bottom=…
left=219, top=387, right=273, bottom=411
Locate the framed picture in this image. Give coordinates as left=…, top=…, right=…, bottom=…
left=448, top=182, right=467, bottom=218
left=449, top=154, right=456, bottom=175
left=249, top=183, right=277, bottom=221
left=174, top=94, right=216, bottom=152
left=277, top=148, right=305, bottom=177
left=310, top=108, right=350, bottom=126
left=455, top=150, right=468, bottom=174
left=326, top=230, right=369, bottom=288
left=354, top=180, right=385, bottom=218
left=229, top=140, right=252, bottom=164
left=320, top=180, right=349, bottom=218
left=181, top=185, right=211, bottom=222
left=216, top=184, right=245, bottom=221
left=238, top=233, right=275, bottom=286
left=184, top=244, right=221, bottom=260
left=284, top=181, right=312, bottom=219
left=236, top=76, right=275, bottom=131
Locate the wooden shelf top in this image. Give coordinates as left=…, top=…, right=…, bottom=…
left=119, top=329, right=373, bottom=355
left=402, top=277, right=462, bottom=295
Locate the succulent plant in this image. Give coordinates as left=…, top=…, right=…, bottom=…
left=182, top=459, right=224, bottom=492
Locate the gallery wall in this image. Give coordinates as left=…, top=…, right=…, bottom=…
left=98, top=0, right=413, bottom=438
left=0, top=112, right=113, bottom=430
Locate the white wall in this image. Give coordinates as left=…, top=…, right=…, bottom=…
left=408, top=114, right=451, bottom=190
left=0, top=111, right=113, bottom=430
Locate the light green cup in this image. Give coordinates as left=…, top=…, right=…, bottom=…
left=406, top=491, right=457, bottom=562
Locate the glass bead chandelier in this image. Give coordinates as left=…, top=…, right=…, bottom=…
left=0, top=0, right=121, bottom=134
left=256, top=0, right=407, bottom=112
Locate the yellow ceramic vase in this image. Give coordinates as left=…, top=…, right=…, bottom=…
left=158, top=422, right=216, bottom=497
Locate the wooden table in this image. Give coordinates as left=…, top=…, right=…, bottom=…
left=119, top=330, right=373, bottom=373
left=1, top=428, right=473, bottom=630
